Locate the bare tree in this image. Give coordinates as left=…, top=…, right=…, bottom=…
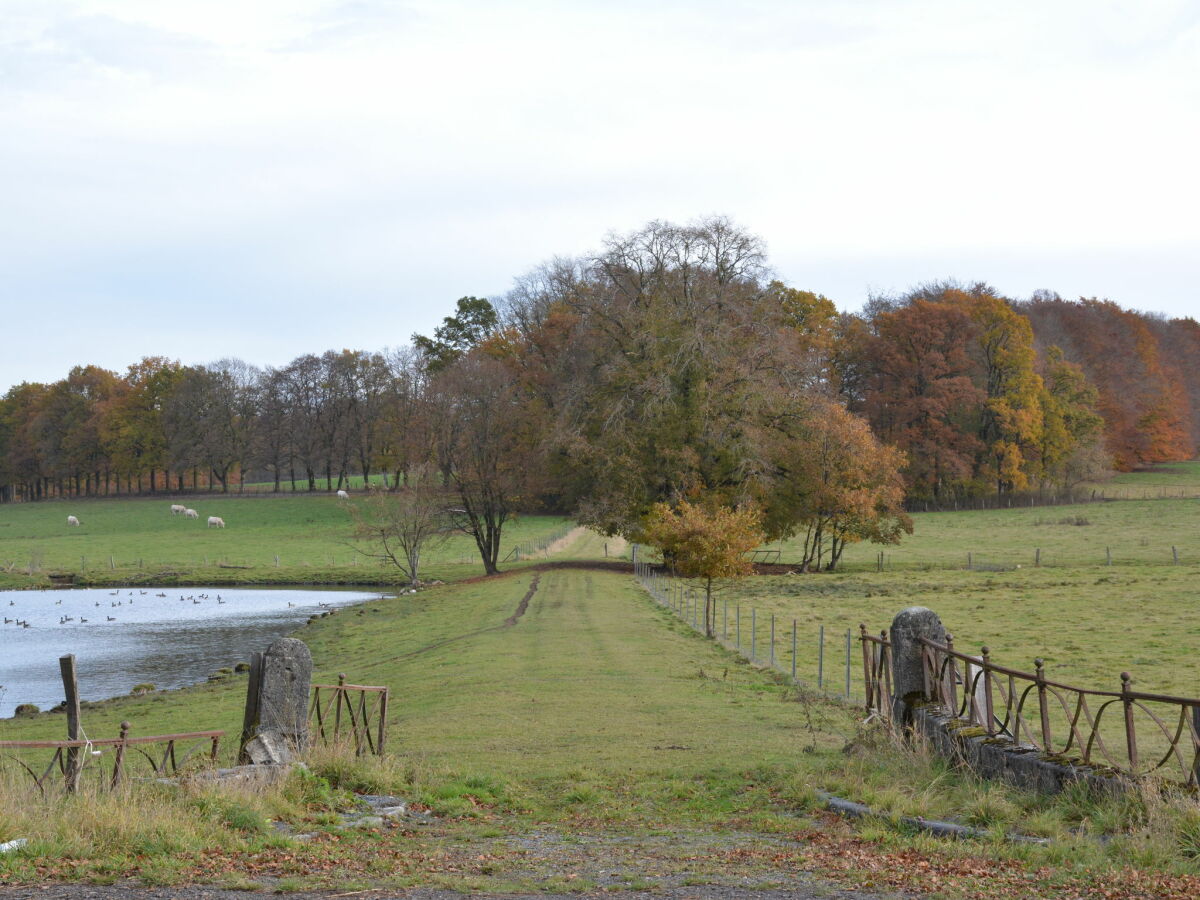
left=252, top=366, right=293, bottom=492
left=429, top=354, right=537, bottom=576
left=346, top=473, right=451, bottom=586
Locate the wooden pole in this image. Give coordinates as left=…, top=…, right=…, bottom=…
left=111, top=721, right=131, bottom=789
left=377, top=688, right=389, bottom=756
left=59, top=654, right=81, bottom=793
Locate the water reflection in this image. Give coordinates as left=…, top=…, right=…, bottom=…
left=0, top=587, right=382, bottom=716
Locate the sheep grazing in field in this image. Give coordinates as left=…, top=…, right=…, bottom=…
left=66, top=515, right=80, bottom=526
left=207, top=516, right=226, bottom=528
left=170, top=504, right=186, bottom=515
left=184, top=508, right=199, bottom=519
left=336, top=489, right=349, bottom=499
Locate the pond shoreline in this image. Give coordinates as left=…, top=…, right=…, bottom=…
left=0, top=586, right=388, bottom=717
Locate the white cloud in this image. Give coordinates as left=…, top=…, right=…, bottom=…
left=1, top=0, right=1196, bottom=391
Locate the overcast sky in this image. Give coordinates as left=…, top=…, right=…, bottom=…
left=3, top=0, right=1197, bottom=393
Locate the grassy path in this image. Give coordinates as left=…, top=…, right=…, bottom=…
left=306, top=568, right=837, bottom=784
left=0, top=568, right=844, bottom=782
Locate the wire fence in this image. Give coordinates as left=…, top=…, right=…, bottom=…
left=904, top=484, right=1200, bottom=512
left=501, top=522, right=576, bottom=562
left=633, top=560, right=866, bottom=704
left=749, top=538, right=1197, bottom=575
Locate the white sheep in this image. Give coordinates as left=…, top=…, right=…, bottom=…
left=336, top=489, right=349, bottom=499
left=184, top=508, right=199, bottom=519
left=66, top=515, right=80, bottom=526
left=170, top=504, right=186, bottom=515
left=207, top=516, right=225, bottom=528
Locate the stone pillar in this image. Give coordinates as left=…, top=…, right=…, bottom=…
left=241, top=637, right=312, bottom=765
left=889, top=606, right=945, bottom=724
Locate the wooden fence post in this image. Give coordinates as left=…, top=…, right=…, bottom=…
left=111, top=721, right=130, bottom=789
left=377, top=688, right=389, bottom=756
left=59, top=654, right=81, bottom=793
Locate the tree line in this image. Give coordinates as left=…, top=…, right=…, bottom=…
left=3, top=217, right=1198, bottom=572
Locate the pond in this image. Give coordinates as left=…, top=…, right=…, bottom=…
left=0, top=586, right=384, bottom=717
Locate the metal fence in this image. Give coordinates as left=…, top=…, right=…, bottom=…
left=501, top=523, right=576, bottom=563
left=861, top=628, right=1200, bottom=785
left=634, top=561, right=863, bottom=703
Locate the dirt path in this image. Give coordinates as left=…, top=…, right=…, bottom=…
left=540, top=525, right=589, bottom=557
left=0, top=885, right=902, bottom=900
left=503, top=574, right=539, bottom=626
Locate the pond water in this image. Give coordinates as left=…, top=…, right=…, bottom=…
left=0, top=586, right=384, bottom=717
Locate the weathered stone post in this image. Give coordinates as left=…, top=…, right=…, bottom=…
left=239, top=637, right=312, bottom=765
left=889, top=607, right=945, bottom=725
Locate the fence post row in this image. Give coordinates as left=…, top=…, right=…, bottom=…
left=635, top=563, right=862, bottom=702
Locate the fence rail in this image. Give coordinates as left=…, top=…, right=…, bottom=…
left=309, top=675, right=389, bottom=756
left=861, top=628, right=1200, bottom=785
left=0, top=724, right=223, bottom=794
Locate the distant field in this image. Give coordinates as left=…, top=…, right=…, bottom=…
left=0, top=495, right=574, bottom=588
left=680, top=478, right=1200, bottom=700
left=705, top=565, right=1199, bottom=698
left=1086, top=459, right=1200, bottom=499
left=771, top=495, right=1200, bottom=572
left=239, top=474, right=393, bottom=492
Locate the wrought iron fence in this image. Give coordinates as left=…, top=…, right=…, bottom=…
left=309, top=675, right=389, bottom=756
left=860, top=628, right=1200, bottom=785
left=0, top=723, right=223, bottom=794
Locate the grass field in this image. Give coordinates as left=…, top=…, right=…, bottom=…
left=698, top=563, right=1200, bottom=698
left=0, top=569, right=858, bottom=890
left=0, top=495, right=576, bottom=588
left=2, top=566, right=1198, bottom=895
left=3, top=471, right=1200, bottom=894
left=772, top=495, right=1200, bottom=572
left=1087, top=459, right=1200, bottom=499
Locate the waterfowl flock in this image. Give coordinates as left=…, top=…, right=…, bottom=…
left=1, top=588, right=354, bottom=630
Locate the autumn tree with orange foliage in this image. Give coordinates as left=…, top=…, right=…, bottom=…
left=852, top=284, right=1113, bottom=503
left=493, top=217, right=913, bottom=563
left=1019, top=296, right=1194, bottom=470
left=640, top=499, right=764, bottom=637
left=860, top=296, right=984, bottom=501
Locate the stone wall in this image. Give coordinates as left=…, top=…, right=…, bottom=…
left=910, top=704, right=1124, bottom=795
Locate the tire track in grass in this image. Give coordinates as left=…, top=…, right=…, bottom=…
left=386, top=573, right=541, bottom=663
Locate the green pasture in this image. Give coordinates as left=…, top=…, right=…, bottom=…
left=772, top=495, right=1200, bottom=572
left=240, top=474, right=393, bottom=493
left=3, top=554, right=1200, bottom=890
left=690, top=563, right=1197, bottom=698
left=0, top=496, right=573, bottom=588
left=1086, top=459, right=1200, bottom=499
left=0, top=568, right=839, bottom=812
left=671, top=492, right=1200, bottom=698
